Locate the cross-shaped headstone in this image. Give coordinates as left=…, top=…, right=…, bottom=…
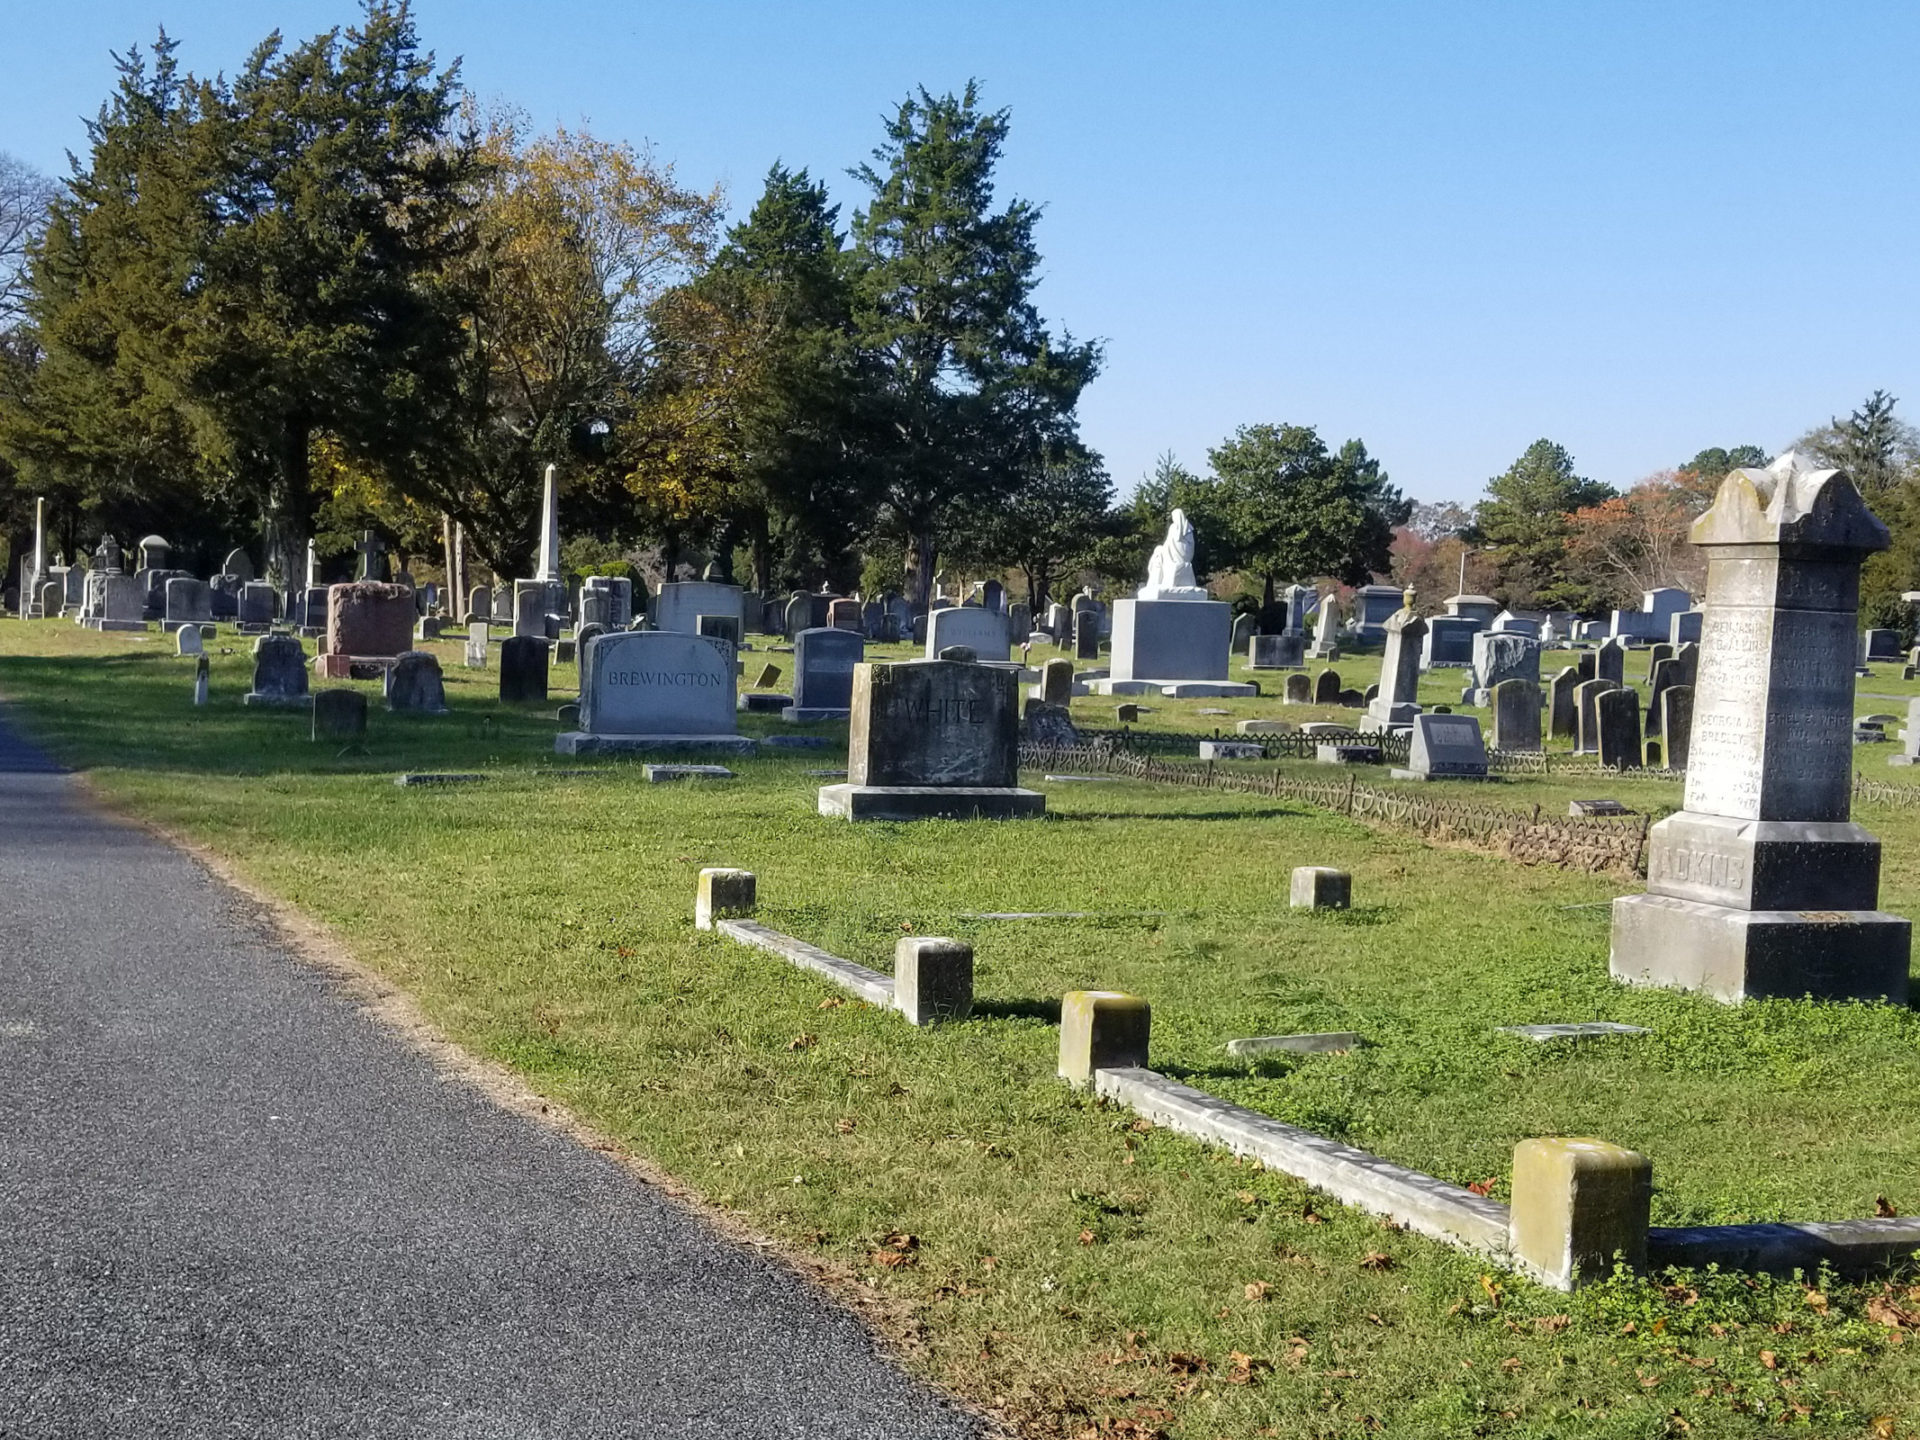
left=356, top=530, right=389, bottom=582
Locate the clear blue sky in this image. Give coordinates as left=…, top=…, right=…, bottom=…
left=5, top=1, right=1917, bottom=505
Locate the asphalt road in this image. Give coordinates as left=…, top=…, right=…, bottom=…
left=0, top=715, right=980, bottom=1438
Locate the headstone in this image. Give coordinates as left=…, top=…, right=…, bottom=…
left=1394, top=712, right=1488, bottom=780
left=584, top=576, right=634, bottom=629
left=1284, top=673, right=1312, bottom=704
left=243, top=633, right=309, bottom=707
left=492, top=586, right=513, bottom=624
left=83, top=573, right=147, bottom=632
left=783, top=592, right=812, bottom=639
left=1670, top=610, right=1704, bottom=645
left=1073, top=610, right=1100, bottom=660
left=1594, top=687, right=1642, bottom=769
left=785, top=626, right=864, bottom=720
left=319, top=583, right=414, bottom=677
left=1046, top=602, right=1072, bottom=639
left=818, top=659, right=1044, bottom=821
left=386, top=651, right=450, bottom=715
left=1312, top=668, right=1341, bottom=704
left=176, top=625, right=203, bottom=657
left=828, top=597, right=863, bottom=632
left=1443, top=593, right=1500, bottom=625
left=1230, top=612, right=1256, bottom=656
left=579, top=587, right=614, bottom=631
left=512, top=580, right=549, bottom=639
left=464, top=622, right=489, bottom=669
left=221, top=547, right=254, bottom=584
left=164, top=577, right=212, bottom=633
left=312, top=688, right=367, bottom=741
left=1548, top=666, right=1580, bottom=740
left=925, top=606, right=1011, bottom=662
left=1574, top=678, right=1620, bottom=752
left=1351, top=584, right=1405, bottom=642
left=1363, top=607, right=1426, bottom=732
left=192, top=653, right=208, bottom=706
left=697, top=613, right=743, bottom=651
left=1491, top=678, right=1543, bottom=752
left=557, top=630, right=751, bottom=755
left=980, top=580, right=1005, bottom=615
left=1038, top=657, right=1076, bottom=707
left=1007, top=601, right=1030, bottom=642
left=1659, top=685, right=1693, bottom=770
left=1421, top=616, right=1479, bottom=668
left=1611, top=452, right=1910, bottom=1003
left=1091, top=511, right=1249, bottom=697
left=1248, top=633, right=1304, bottom=670
left=1595, top=638, right=1625, bottom=685
left=653, top=579, right=744, bottom=636
left=1308, top=593, right=1341, bottom=659
left=1863, top=628, right=1901, bottom=663
left=237, top=580, right=277, bottom=630
left=1470, top=631, right=1540, bottom=703
left=499, top=635, right=549, bottom=704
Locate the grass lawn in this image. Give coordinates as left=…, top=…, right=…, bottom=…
left=6, top=617, right=1920, bottom=1438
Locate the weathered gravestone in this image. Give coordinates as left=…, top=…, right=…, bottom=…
left=1595, top=687, right=1642, bottom=769
left=465, top=622, right=490, bottom=669
left=1491, top=677, right=1543, bottom=751
left=1308, top=594, right=1341, bottom=660
left=1863, top=628, right=1901, bottom=663
left=319, top=583, right=414, bottom=678
left=926, top=606, right=1011, bottom=662
left=783, top=592, right=812, bottom=640
left=1421, top=616, right=1478, bottom=668
left=1230, top=612, right=1256, bottom=656
left=386, top=651, right=450, bottom=714
left=1470, top=631, right=1539, bottom=706
left=164, top=578, right=212, bottom=633
left=513, top=582, right=548, bottom=639
left=498, top=635, right=549, bottom=704
left=1393, top=712, right=1488, bottom=780
left=697, top=613, right=742, bottom=650
left=1362, top=607, right=1425, bottom=733
left=193, top=653, right=209, bottom=706
left=1073, top=610, right=1101, bottom=660
left=1313, top=668, right=1341, bottom=703
left=1574, top=677, right=1620, bottom=753
left=818, top=658, right=1044, bottom=821
left=785, top=626, right=864, bottom=720
left=1006, top=601, right=1030, bottom=643
left=556, top=630, right=752, bottom=755
left=653, top=579, right=744, bottom=636
left=1659, top=684, right=1694, bottom=770
left=1610, top=452, right=1911, bottom=1003
left=237, top=581, right=277, bottom=632
left=1037, top=657, right=1075, bottom=707
left=1248, top=633, right=1304, bottom=670
left=1284, top=673, right=1312, bottom=703
left=466, top=585, right=489, bottom=624
left=1548, top=666, right=1580, bottom=739
left=1595, top=637, right=1626, bottom=685
left=828, top=597, right=863, bottom=632
left=175, top=625, right=203, bottom=658
left=311, top=689, right=366, bottom=741
left=244, top=633, right=309, bottom=707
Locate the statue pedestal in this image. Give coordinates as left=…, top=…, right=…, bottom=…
left=1088, top=599, right=1254, bottom=698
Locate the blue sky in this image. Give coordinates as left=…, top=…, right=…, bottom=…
left=5, top=2, right=1917, bottom=504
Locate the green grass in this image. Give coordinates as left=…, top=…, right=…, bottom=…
left=6, top=617, right=1920, bottom=1439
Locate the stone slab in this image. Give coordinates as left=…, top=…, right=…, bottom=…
left=554, top=732, right=759, bottom=756
left=1497, top=1022, right=1651, bottom=1041
left=643, top=764, right=735, bottom=782
left=1225, top=1033, right=1361, bottom=1056
left=1610, top=892, right=1910, bottom=1004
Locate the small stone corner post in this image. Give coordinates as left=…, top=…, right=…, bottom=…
left=893, top=937, right=974, bottom=1025
left=1508, top=1137, right=1651, bottom=1291
left=1290, top=866, right=1351, bottom=909
left=1058, top=991, right=1151, bottom=1087
left=695, top=868, right=757, bottom=931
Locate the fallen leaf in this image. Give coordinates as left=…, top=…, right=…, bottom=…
left=1873, top=1417, right=1897, bottom=1438
left=1301, top=1208, right=1325, bottom=1225
left=1501, top=1357, right=1521, bottom=1372
left=1131, top=1118, right=1154, bottom=1133
left=1877, top=1195, right=1900, bottom=1218
left=1867, top=1295, right=1920, bottom=1328
left=1804, top=1289, right=1829, bottom=1315
left=816, top=996, right=845, bottom=1010
left=1360, top=1251, right=1395, bottom=1271
left=1079, top=1228, right=1097, bottom=1245
left=1163, top=1352, right=1208, bottom=1376
left=980, top=1255, right=998, bottom=1270
left=787, top=1033, right=817, bottom=1051
left=835, top=1118, right=856, bottom=1134
left=1467, top=1177, right=1498, bottom=1197
left=1235, top=1191, right=1258, bottom=1205
left=1244, top=1280, right=1272, bottom=1302
left=1535, top=1315, right=1571, bottom=1333
left=1479, top=1274, right=1504, bottom=1308
left=869, top=1249, right=916, bottom=1269
left=1759, top=1350, right=1778, bottom=1370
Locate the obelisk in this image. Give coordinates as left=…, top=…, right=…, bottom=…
left=1610, top=452, right=1910, bottom=1003
left=27, top=496, right=46, bottom=616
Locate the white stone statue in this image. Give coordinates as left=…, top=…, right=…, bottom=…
left=1138, top=509, right=1208, bottom=601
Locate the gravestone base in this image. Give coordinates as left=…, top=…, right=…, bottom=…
left=1358, top=710, right=1416, bottom=735
left=781, top=705, right=851, bottom=722
left=83, top=619, right=148, bottom=633
left=738, top=693, right=792, bottom=713
left=315, top=653, right=401, bottom=680
left=1644, top=814, right=1883, bottom=911
left=554, top=731, right=758, bottom=757
left=242, top=692, right=311, bottom=709
left=1610, top=893, right=1910, bottom=1004
left=816, top=784, right=1046, bottom=822
left=1089, top=678, right=1258, bottom=698
left=1388, top=767, right=1491, bottom=782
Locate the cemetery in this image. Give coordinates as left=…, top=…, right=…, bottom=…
left=5, top=11, right=1920, bottom=1432
left=8, top=458, right=1920, bottom=1436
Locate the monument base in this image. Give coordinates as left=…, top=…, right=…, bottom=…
left=1359, top=706, right=1417, bottom=735
left=817, top=784, right=1046, bottom=822
left=738, top=693, right=792, bottom=713
left=243, top=693, right=311, bottom=709
left=1609, top=893, right=1910, bottom=1004
left=1090, top=679, right=1258, bottom=698
left=555, top=732, right=759, bottom=756
left=82, top=619, right=148, bottom=632
left=315, top=654, right=402, bottom=680
left=781, top=705, right=851, bottom=722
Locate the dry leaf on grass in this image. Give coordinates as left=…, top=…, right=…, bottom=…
left=1877, top=1195, right=1900, bottom=1217
left=1360, top=1251, right=1395, bottom=1271
left=1244, top=1280, right=1272, bottom=1301
left=787, top=1033, right=817, bottom=1051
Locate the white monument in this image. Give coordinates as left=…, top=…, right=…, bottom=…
left=1092, top=511, right=1254, bottom=698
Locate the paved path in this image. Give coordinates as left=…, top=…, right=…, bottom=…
left=0, top=715, right=978, bottom=1439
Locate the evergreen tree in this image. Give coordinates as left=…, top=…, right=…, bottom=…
left=848, top=83, right=1100, bottom=605
left=1474, top=439, right=1615, bottom=609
